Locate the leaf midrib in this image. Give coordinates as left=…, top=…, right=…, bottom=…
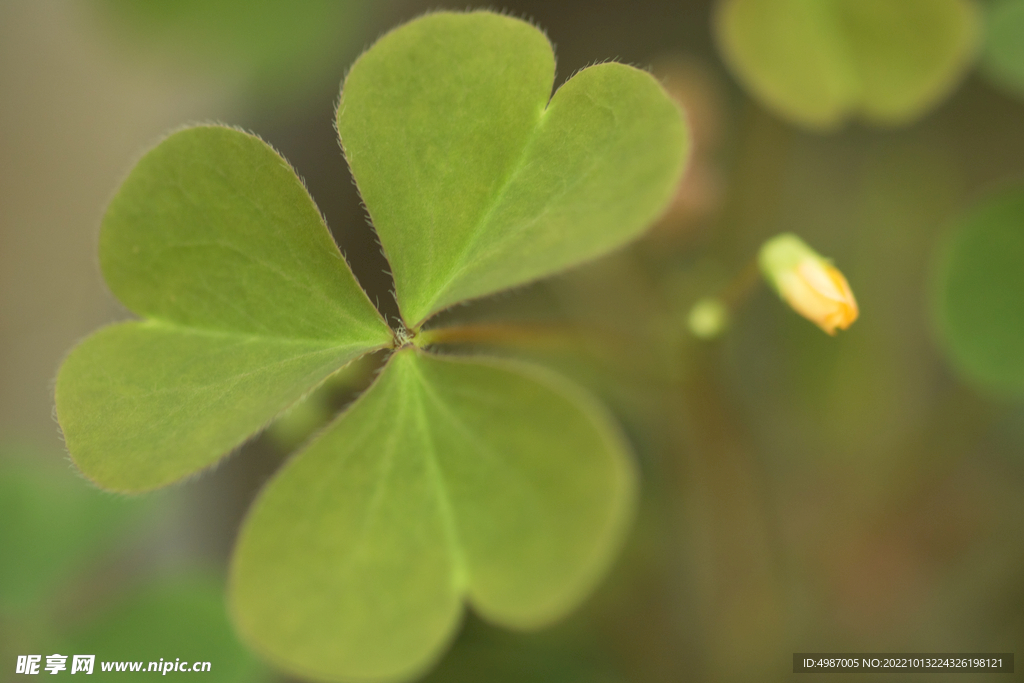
left=136, top=318, right=393, bottom=349
left=413, top=361, right=550, bottom=524
left=411, top=66, right=633, bottom=325
left=405, top=95, right=552, bottom=327
left=405, top=354, right=469, bottom=590
left=147, top=239, right=378, bottom=334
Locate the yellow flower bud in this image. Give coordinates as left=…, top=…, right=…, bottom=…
left=759, top=234, right=858, bottom=335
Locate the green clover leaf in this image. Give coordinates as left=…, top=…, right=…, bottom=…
left=714, top=0, right=980, bottom=130
left=54, top=10, right=687, bottom=682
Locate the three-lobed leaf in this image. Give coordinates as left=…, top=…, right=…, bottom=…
left=230, top=350, right=634, bottom=682
left=339, top=11, right=687, bottom=326
left=54, top=10, right=688, bottom=683
left=714, top=0, right=980, bottom=129
left=933, top=186, right=1024, bottom=396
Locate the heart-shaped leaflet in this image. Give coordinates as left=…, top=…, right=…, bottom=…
left=339, top=11, right=687, bottom=327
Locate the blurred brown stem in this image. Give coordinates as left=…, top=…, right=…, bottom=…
left=418, top=322, right=579, bottom=348
left=674, top=342, right=785, bottom=681
left=720, top=257, right=762, bottom=311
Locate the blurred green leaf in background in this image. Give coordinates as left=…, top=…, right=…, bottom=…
left=0, top=444, right=146, bottom=616
left=933, top=187, right=1024, bottom=396
left=59, top=575, right=269, bottom=682
left=980, top=0, right=1024, bottom=100
left=0, top=444, right=265, bottom=681
left=714, top=0, right=980, bottom=129
left=90, top=0, right=372, bottom=102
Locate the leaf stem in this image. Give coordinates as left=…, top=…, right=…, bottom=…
left=416, top=322, right=581, bottom=350
left=719, top=257, right=762, bottom=310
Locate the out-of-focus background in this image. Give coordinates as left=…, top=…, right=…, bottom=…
left=2, top=0, right=1022, bottom=681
